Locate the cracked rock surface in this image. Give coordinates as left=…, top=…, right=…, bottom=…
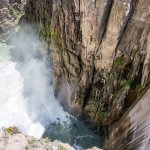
left=25, top=0, right=150, bottom=131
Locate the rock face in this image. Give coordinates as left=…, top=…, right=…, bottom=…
left=0, top=0, right=24, bottom=41
left=0, top=128, right=102, bottom=150
left=24, top=0, right=150, bottom=133
left=104, top=87, right=150, bottom=150
left=0, top=0, right=11, bottom=36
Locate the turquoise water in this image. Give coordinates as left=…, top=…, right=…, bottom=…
left=44, top=117, right=102, bottom=150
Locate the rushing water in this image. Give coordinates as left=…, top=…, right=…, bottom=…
left=0, top=27, right=102, bottom=149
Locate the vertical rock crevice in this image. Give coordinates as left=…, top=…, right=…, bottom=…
left=25, top=0, right=150, bottom=140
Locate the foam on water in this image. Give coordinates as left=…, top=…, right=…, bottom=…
left=0, top=27, right=69, bottom=138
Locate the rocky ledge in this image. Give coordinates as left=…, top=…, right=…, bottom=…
left=0, top=127, right=102, bottom=150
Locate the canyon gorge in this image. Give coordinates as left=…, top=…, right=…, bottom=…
left=0, top=0, right=150, bottom=149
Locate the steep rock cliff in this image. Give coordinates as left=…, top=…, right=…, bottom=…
left=25, top=0, right=150, bottom=133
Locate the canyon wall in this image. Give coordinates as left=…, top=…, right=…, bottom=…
left=25, top=0, right=150, bottom=134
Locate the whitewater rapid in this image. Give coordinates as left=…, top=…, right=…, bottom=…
left=0, top=28, right=69, bottom=138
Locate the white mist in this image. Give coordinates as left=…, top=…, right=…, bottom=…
left=0, top=26, right=69, bottom=138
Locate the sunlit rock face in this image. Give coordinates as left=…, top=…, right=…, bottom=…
left=0, top=0, right=11, bottom=35
left=0, top=128, right=102, bottom=150
left=24, top=0, right=150, bottom=131
left=0, top=0, right=24, bottom=40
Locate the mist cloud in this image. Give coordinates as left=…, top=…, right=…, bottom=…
left=0, top=25, right=70, bottom=138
